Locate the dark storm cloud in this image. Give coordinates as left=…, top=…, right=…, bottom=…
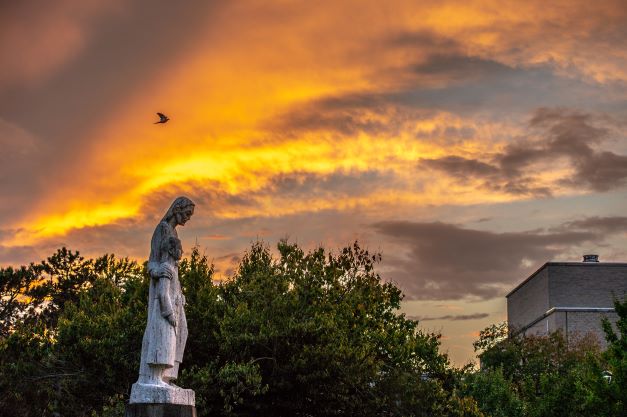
left=564, top=151, right=627, bottom=191
left=138, top=171, right=392, bottom=224
left=407, top=313, right=490, bottom=322
left=257, top=170, right=395, bottom=199
left=266, top=106, right=392, bottom=137
left=267, top=48, right=613, bottom=142
left=373, top=220, right=602, bottom=300
left=381, top=32, right=554, bottom=89
left=556, top=216, right=627, bottom=234
left=411, top=54, right=517, bottom=83
left=421, top=155, right=553, bottom=197
left=265, top=93, right=436, bottom=138
left=422, top=108, right=627, bottom=195
left=148, top=171, right=395, bottom=212
left=421, top=156, right=500, bottom=181
left=423, top=125, right=477, bottom=141
left=0, top=245, right=40, bottom=266
left=500, top=108, right=627, bottom=192
left=386, top=30, right=460, bottom=50
left=512, top=108, right=627, bottom=192
left=396, top=60, right=614, bottom=115
left=142, top=182, right=259, bottom=222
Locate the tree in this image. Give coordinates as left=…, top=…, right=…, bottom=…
left=466, top=320, right=615, bottom=417
left=0, top=264, right=37, bottom=337
left=472, top=322, right=521, bottom=377
left=0, top=242, right=480, bottom=417
left=461, top=367, right=523, bottom=417
left=181, top=241, right=478, bottom=417
left=595, top=296, right=627, bottom=416
left=0, top=249, right=145, bottom=416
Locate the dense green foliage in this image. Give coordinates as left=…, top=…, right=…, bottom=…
left=0, top=242, right=480, bottom=417
left=2, top=242, right=624, bottom=417
left=600, top=297, right=627, bottom=415
left=0, top=249, right=146, bottom=417
left=461, top=298, right=627, bottom=417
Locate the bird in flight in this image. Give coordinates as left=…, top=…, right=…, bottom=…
left=154, top=112, right=170, bottom=124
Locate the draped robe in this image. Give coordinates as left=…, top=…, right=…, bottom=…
left=138, top=221, right=188, bottom=381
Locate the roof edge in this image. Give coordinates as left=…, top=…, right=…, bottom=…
left=506, top=262, right=549, bottom=299
left=506, top=261, right=627, bottom=298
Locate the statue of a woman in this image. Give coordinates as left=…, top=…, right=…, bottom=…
left=130, top=197, right=196, bottom=405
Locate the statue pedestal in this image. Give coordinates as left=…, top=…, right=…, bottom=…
left=125, top=403, right=196, bottom=417
left=129, top=382, right=195, bottom=405
left=128, top=382, right=196, bottom=417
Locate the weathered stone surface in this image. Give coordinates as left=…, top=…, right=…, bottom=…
left=125, top=403, right=196, bottom=417
left=129, top=382, right=195, bottom=405
left=130, top=197, right=197, bottom=406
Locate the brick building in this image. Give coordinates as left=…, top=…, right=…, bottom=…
left=506, top=255, right=627, bottom=346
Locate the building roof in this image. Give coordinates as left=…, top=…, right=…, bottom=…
left=506, top=261, right=627, bottom=299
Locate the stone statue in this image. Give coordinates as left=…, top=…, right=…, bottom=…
left=129, top=197, right=196, bottom=407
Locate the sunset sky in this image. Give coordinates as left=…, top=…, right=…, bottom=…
left=2, top=0, right=627, bottom=365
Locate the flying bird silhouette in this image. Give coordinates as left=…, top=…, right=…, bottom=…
left=154, top=112, right=169, bottom=124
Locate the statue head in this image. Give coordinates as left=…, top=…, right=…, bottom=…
left=162, top=196, right=195, bottom=226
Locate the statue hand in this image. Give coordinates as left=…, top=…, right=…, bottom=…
left=165, top=313, right=176, bottom=328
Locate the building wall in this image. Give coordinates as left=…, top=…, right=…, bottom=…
left=507, top=267, right=549, bottom=331
left=507, top=262, right=626, bottom=346
left=522, top=310, right=619, bottom=348
left=549, top=264, right=627, bottom=308
left=548, top=311, right=563, bottom=334
left=565, top=311, right=619, bottom=349
left=522, top=318, right=548, bottom=336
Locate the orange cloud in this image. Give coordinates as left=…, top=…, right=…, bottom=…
left=3, top=0, right=627, bottom=247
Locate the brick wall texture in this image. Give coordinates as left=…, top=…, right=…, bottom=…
left=507, top=262, right=627, bottom=347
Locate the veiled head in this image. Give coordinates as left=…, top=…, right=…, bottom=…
left=162, top=196, right=195, bottom=226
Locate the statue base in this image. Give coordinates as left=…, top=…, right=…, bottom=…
left=125, top=403, right=196, bottom=417
left=129, top=382, right=195, bottom=406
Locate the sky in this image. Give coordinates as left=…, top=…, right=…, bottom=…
left=1, top=0, right=627, bottom=365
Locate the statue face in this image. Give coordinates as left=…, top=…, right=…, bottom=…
left=175, top=205, right=194, bottom=226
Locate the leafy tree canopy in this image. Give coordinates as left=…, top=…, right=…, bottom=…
left=0, top=242, right=480, bottom=417
left=464, top=297, right=627, bottom=417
